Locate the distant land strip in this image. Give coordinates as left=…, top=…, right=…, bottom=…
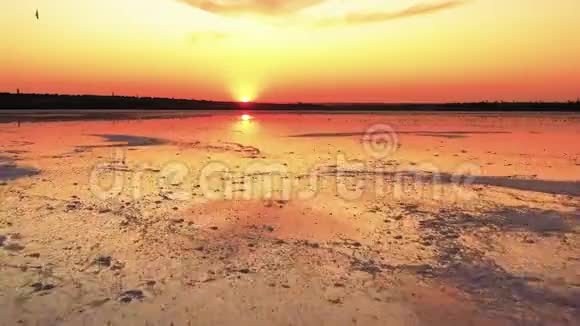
left=1, top=92, right=579, bottom=112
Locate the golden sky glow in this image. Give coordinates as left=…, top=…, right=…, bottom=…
left=1, top=0, right=579, bottom=102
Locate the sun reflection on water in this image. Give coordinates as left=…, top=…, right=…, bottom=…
left=232, top=113, right=259, bottom=138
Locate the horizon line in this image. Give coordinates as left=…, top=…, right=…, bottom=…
left=2, top=91, right=580, bottom=106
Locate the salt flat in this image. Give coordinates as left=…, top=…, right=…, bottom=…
left=0, top=111, right=579, bottom=325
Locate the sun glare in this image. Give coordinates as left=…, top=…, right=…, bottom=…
left=241, top=97, right=250, bottom=103
left=241, top=114, right=252, bottom=121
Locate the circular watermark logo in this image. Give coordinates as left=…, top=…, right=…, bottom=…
left=362, top=124, right=399, bottom=159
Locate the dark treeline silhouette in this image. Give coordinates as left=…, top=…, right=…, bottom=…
left=1, top=92, right=579, bottom=111
left=0, top=93, right=324, bottom=110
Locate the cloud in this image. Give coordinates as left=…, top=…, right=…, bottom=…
left=180, top=0, right=324, bottom=16
left=316, top=1, right=465, bottom=26
left=181, top=0, right=466, bottom=38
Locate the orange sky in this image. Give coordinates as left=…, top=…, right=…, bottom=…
left=1, top=0, right=579, bottom=102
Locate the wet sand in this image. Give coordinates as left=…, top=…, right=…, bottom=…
left=0, top=111, right=579, bottom=325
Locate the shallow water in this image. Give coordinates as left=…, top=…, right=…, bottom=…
left=1, top=111, right=579, bottom=181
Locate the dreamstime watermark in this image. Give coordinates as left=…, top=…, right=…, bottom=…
left=89, top=124, right=481, bottom=202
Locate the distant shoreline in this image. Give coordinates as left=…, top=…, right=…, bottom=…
left=1, top=92, right=579, bottom=112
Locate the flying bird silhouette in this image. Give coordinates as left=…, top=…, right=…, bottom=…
left=35, top=9, right=39, bottom=20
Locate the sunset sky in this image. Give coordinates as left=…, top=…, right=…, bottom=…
left=1, top=0, right=579, bottom=103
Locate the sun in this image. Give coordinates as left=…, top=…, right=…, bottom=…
left=241, top=97, right=251, bottom=103
left=241, top=114, right=252, bottom=121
